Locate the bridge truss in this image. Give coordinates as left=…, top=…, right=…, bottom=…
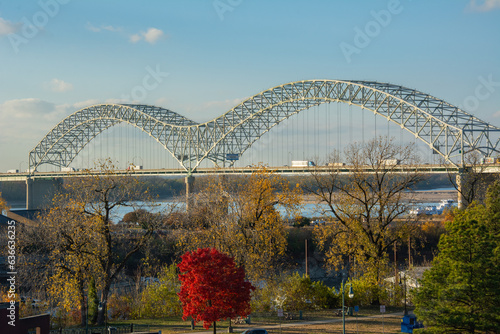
left=29, top=80, right=500, bottom=173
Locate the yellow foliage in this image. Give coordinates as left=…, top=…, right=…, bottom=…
left=0, top=192, right=9, bottom=213
left=19, top=158, right=170, bottom=325
left=178, top=166, right=303, bottom=280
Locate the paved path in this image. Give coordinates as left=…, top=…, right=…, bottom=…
left=179, top=312, right=404, bottom=334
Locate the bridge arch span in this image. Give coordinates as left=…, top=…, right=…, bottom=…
left=29, top=104, right=197, bottom=171
left=29, top=80, right=500, bottom=172
left=206, top=80, right=500, bottom=168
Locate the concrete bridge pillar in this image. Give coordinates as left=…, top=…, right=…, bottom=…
left=185, top=175, right=195, bottom=212
left=456, top=169, right=496, bottom=209
left=26, top=177, right=62, bottom=210
left=26, top=178, right=33, bottom=210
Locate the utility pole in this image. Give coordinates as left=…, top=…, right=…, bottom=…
left=305, top=239, right=308, bottom=276
left=394, top=242, right=397, bottom=285
left=408, top=236, right=411, bottom=268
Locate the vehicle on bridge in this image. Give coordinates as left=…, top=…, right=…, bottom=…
left=382, top=159, right=401, bottom=166
left=480, top=157, right=500, bottom=164
left=6, top=169, right=19, bottom=173
left=291, top=160, right=315, bottom=167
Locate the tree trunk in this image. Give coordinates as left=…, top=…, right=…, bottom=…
left=213, top=321, right=216, bottom=334
left=80, top=287, right=86, bottom=327
left=78, top=276, right=86, bottom=328
left=97, top=282, right=111, bottom=326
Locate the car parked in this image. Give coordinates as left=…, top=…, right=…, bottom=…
left=241, top=329, right=268, bottom=334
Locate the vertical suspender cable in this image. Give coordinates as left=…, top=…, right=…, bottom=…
left=337, top=102, right=341, bottom=153
left=316, top=105, right=319, bottom=161
left=302, top=108, right=307, bottom=160
left=387, top=115, right=390, bottom=139
left=326, top=102, right=329, bottom=160
left=362, top=109, right=365, bottom=144
left=349, top=104, right=352, bottom=145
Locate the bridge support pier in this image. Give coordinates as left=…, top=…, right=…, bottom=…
left=26, top=177, right=62, bottom=210
left=26, top=178, right=33, bottom=210
left=185, top=175, right=195, bottom=212
left=456, top=169, right=496, bottom=210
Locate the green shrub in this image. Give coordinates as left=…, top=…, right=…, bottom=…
left=138, top=263, right=182, bottom=318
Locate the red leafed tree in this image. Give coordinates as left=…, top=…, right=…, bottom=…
left=178, top=248, right=255, bottom=332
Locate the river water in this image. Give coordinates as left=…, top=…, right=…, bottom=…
left=9, top=188, right=456, bottom=221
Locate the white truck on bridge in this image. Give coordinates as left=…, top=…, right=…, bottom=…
left=381, top=159, right=400, bottom=166
left=291, top=160, right=315, bottom=167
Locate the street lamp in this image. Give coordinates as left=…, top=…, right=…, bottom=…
left=19, top=161, right=26, bottom=173
left=342, top=279, right=354, bottom=334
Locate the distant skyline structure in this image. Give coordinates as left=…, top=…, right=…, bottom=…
left=1, top=1, right=499, bottom=171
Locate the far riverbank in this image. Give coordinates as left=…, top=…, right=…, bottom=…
left=301, top=189, right=457, bottom=204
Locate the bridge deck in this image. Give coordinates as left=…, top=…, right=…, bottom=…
left=1, top=164, right=494, bottom=181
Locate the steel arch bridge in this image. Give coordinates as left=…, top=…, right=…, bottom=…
left=29, top=79, right=500, bottom=173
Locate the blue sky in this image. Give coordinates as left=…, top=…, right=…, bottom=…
left=0, top=0, right=499, bottom=172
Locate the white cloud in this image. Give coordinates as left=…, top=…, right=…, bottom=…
left=129, top=27, right=164, bottom=44
left=44, top=78, right=74, bottom=93
left=0, top=98, right=145, bottom=171
left=0, top=98, right=56, bottom=120
left=143, top=28, right=164, bottom=43
left=0, top=98, right=86, bottom=171
left=0, top=98, right=118, bottom=142
left=102, top=25, right=122, bottom=32
left=86, top=22, right=122, bottom=33
left=467, top=0, right=500, bottom=12
left=0, top=98, right=71, bottom=149
left=0, top=17, right=17, bottom=35
left=129, top=33, right=141, bottom=43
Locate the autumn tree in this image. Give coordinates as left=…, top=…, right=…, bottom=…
left=178, top=248, right=254, bottom=333
left=177, top=167, right=302, bottom=281
left=311, top=137, right=424, bottom=295
left=0, top=191, right=9, bottom=214
left=414, top=185, right=500, bottom=333
left=19, top=160, right=174, bottom=326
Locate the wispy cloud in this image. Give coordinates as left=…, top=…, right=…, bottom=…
left=85, top=22, right=122, bottom=33
left=0, top=98, right=126, bottom=144
left=466, top=0, right=500, bottom=12
left=0, top=17, right=18, bottom=35
left=0, top=98, right=69, bottom=146
left=43, top=78, right=74, bottom=93
left=130, top=27, right=164, bottom=44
